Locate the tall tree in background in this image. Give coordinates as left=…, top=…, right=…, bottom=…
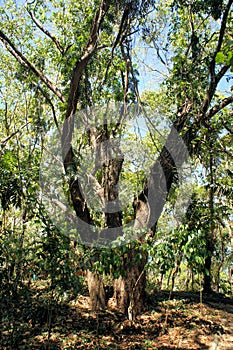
left=0, top=0, right=232, bottom=317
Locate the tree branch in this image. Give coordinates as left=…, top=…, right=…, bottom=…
left=62, top=0, right=111, bottom=226
left=64, top=0, right=111, bottom=121
left=214, top=0, right=233, bottom=59
left=1, top=122, right=29, bottom=146
left=201, top=0, right=233, bottom=115
left=31, top=81, right=61, bottom=136
left=216, top=64, right=230, bottom=84
left=205, top=94, right=233, bottom=120
left=26, top=7, right=65, bottom=55
left=103, top=6, right=130, bottom=85
left=0, top=30, right=65, bottom=103
left=62, top=0, right=111, bottom=162
left=132, top=88, right=232, bottom=235
left=132, top=0, right=233, bottom=240
left=223, top=121, right=233, bottom=134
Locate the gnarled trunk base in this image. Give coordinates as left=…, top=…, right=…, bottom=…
left=114, top=250, right=147, bottom=319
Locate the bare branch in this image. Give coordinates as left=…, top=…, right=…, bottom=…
left=51, top=198, right=68, bottom=212
left=26, top=7, right=65, bottom=55
left=205, top=94, right=233, bottom=120
left=103, top=6, right=130, bottom=85
left=223, top=122, right=233, bottom=134
left=0, top=30, right=65, bottom=103
left=1, top=122, right=29, bottom=146
left=86, top=173, right=104, bottom=202
left=152, top=38, right=168, bottom=67
left=31, top=81, right=61, bottom=136
left=198, top=64, right=230, bottom=123
left=216, top=64, right=230, bottom=83
left=120, top=43, right=130, bottom=104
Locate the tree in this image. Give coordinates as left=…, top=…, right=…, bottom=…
left=141, top=0, right=233, bottom=295
left=1, top=0, right=232, bottom=318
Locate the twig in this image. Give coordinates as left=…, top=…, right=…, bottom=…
left=26, top=6, right=65, bottom=55
left=1, top=122, right=29, bottom=146
left=0, top=30, right=65, bottom=102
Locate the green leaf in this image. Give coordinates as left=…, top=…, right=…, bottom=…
left=215, top=52, right=225, bottom=64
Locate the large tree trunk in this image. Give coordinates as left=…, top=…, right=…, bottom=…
left=203, top=147, right=215, bottom=294
left=227, top=223, right=233, bottom=295
left=114, top=192, right=149, bottom=318
left=203, top=253, right=213, bottom=294
left=86, top=125, right=124, bottom=311
left=114, top=248, right=147, bottom=319
left=87, top=270, right=106, bottom=310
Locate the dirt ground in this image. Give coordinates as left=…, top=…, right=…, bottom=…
left=1, top=290, right=233, bottom=349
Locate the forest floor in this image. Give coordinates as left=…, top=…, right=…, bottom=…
left=1, top=285, right=233, bottom=349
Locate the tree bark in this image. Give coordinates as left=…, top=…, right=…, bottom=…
left=203, top=141, right=215, bottom=294
left=114, top=248, right=147, bottom=318
left=203, top=254, right=213, bottom=294
left=87, top=270, right=106, bottom=310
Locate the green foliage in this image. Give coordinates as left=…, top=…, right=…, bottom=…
left=0, top=0, right=232, bottom=327
left=0, top=150, right=22, bottom=210
left=172, top=0, right=224, bottom=20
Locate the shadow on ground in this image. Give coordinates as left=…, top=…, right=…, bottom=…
left=1, top=285, right=232, bottom=349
